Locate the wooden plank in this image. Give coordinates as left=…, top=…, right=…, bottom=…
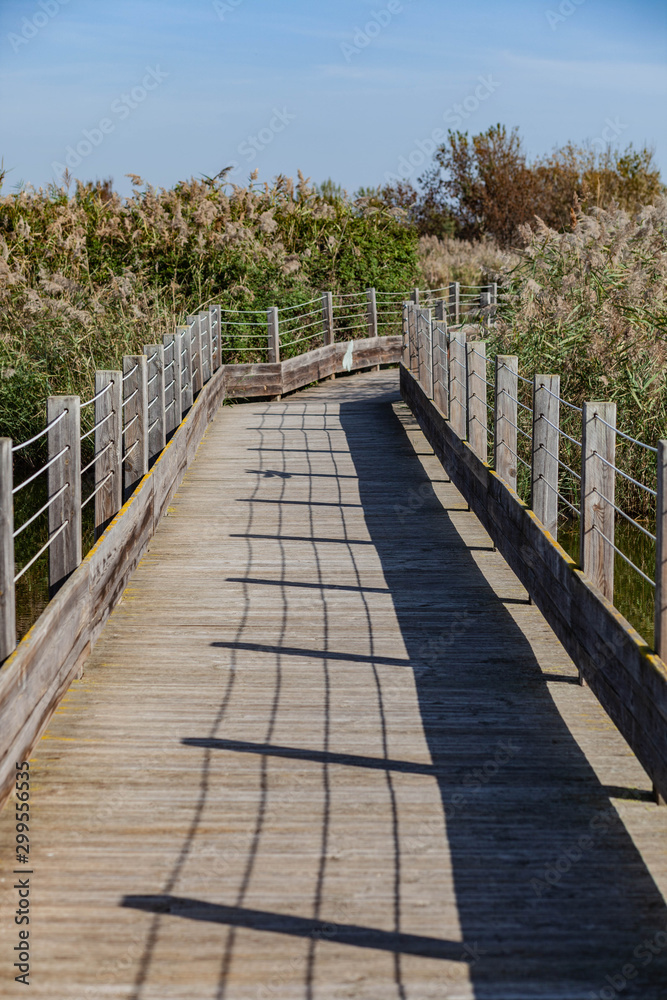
left=532, top=375, right=560, bottom=538
left=401, top=302, right=409, bottom=367
left=268, top=306, right=280, bottom=364
left=366, top=288, right=378, bottom=367
left=466, top=341, right=487, bottom=462
left=408, top=303, right=418, bottom=374
left=581, top=402, right=616, bottom=602
left=187, top=315, right=203, bottom=395
left=495, top=355, right=518, bottom=492
left=199, top=311, right=212, bottom=383
left=417, top=309, right=432, bottom=396
left=210, top=304, right=222, bottom=371
left=0, top=438, right=15, bottom=660
left=322, top=292, right=334, bottom=347
left=94, top=370, right=122, bottom=538
left=432, top=323, right=448, bottom=417
left=163, top=333, right=182, bottom=435
left=178, top=325, right=194, bottom=413
left=144, top=344, right=166, bottom=460
left=448, top=330, right=466, bottom=439
left=47, top=395, right=81, bottom=596
left=123, top=355, right=148, bottom=494
left=449, top=281, right=460, bottom=324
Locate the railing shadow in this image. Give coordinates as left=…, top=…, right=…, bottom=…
left=337, top=385, right=667, bottom=998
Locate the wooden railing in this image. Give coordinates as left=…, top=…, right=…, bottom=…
left=400, top=303, right=667, bottom=803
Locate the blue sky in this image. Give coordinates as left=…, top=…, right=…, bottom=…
left=1, top=0, right=665, bottom=196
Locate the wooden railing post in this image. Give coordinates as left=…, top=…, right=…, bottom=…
left=449, top=282, right=460, bottom=325
left=401, top=302, right=409, bottom=367
left=467, top=341, right=487, bottom=462
left=408, top=303, right=418, bottom=375
left=47, top=395, right=81, bottom=596
left=144, top=344, right=166, bottom=460
left=532, top=375, right=560, bottom=538
left=322, top=292, right=334, bottom=347
left=580, top=402, right=616, bottom=602
left=435, top=299, right=447, bottom=322
left=0, top=438, right=16, bottom=659
left=187, top=315, right=202, bottom=395
left=163, top=333, right=183, bottom=434
left=178, top=326, right=193, bottom=413
left=432, top=323, right=449, bottom=417
left=366, top=288, right=378, bottom=339
left=490, top=281, right=498, bottom=322
left=655, top=441, right=667, bottom=662
left=418, top=309, right=433, bottom=397
left=411, top=287, right=420, bottom=307
left=268, top=306, right=280, bottom=364
left=495, top=355, right=518, bottom=492
left=449, top=330, right=467, bottom=439
left=123, top=356, right=148, bottom=494
left=210, top=305, right=222, bottom=371
left=94, top=371, right=122, bottom=538
left=199, top=311, right=212, bottom=383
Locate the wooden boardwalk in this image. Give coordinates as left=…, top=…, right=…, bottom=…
left=1, top=369, right=667, bottom=999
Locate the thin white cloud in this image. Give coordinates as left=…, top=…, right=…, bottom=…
left=502, top=52, right=667, bottom=96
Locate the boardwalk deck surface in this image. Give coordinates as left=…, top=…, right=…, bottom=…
left=1, top=369, right=667, bottom=999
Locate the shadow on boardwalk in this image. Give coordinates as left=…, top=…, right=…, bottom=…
left=123, top=374, right=667, bottom=1000
left=338, top=384, right=667, bottom=998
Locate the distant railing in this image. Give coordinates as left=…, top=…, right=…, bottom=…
left=218, top=282, right=498, bottom=363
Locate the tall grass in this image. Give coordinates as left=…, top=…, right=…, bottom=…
left=488, top=198, right=667, bottom=518
left=0, top=171, right=420, bottom=459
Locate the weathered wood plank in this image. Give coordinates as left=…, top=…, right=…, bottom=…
left=94, top=370, right=123, bottom=537
left=47, top=395, right=81, bottom=596
left=581, top=402, right=616, bottom=602
left=532, top=375, right=560, bottom=538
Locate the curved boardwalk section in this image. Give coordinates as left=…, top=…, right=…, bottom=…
left=1, top=370, right=667, bottom=999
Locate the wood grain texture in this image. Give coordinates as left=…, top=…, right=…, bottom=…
left=466, top=341, right=487, bottom=463
left=449, top=331, right=467, bottom=440
left=163, top=334, right=182, bottom=436
left=532, top=375, right=560, bottom=539
left=188, top=315, right=203, bottom=396
left=494, top=355, right=518, bottom=493
left=123, top=356, right=148, bottom=495
left=47, top=395, right=81, bottom=595
left=94, top=370, right=123, bottom=537
left=144, top=345, right=166, bottom=460
left=581, top=402, right=616, bottom=602
left=178, top=326, right=194, bottom=413
left=1, top=369, right=666, bottom=999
